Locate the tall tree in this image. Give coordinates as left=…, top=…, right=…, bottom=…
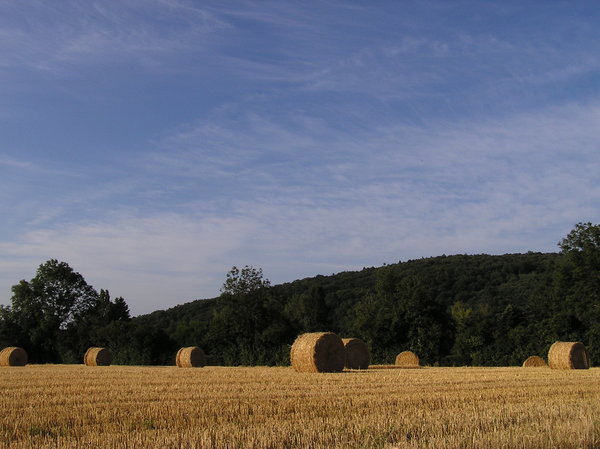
left=62, top=289, right=132, bottom=363
left=9, top=260, right=100, bottom=362
left=558, top=222, right=600, bottom=255
left=207, top=266, right=289, bottom=365
left=557, top=222, right=600, bottom=361
left=220, top=266, right=271, bottom=295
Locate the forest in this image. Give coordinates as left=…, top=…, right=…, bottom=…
left=1, top=222, right=599, bottom=367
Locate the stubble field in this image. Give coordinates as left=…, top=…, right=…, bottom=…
left=1, top=365, right=599, bottom=449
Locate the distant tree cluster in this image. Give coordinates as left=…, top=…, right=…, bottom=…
left=149, top=222, right=600, bottom=366
left=2, top=223, right=600, bottom=367
left=0, top=259, right=170, bottom=364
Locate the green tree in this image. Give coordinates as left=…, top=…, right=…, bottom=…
left=12, top=260, right=98, bottom=327
left=61, top=289, right=132, bottom=363
left=558, top=222, right=600, bottom=362
left=92, top=290, right=131, bottom=324
left=559, top=222, right=600, bottom=255
left=0, top=305, right=19, bottom=349
left=348, top=267, right=405, bottom=363
left=220, top=265, right=271, bottom=295
left=397, top=275, right=451, bottom=365
left=449, top=301, right=476, bottom=365
left=284, top=286, right=330, bottom=332
left=7, top=259, right=132, bottom=363
left=207, top=266, right=291, bottom=365
left=9, top=259, right=99, bottom=362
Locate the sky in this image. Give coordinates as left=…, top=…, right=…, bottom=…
left=1, top=1, right=599, bottom=316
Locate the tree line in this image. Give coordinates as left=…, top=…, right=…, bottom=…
left=1, top=223, right=599, bottom=366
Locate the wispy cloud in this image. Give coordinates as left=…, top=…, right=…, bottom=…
left=0, top=154, right=82, bottom=175
left=0, top=0, right=226, bottom=76
left=3, top=97, right=597, bottom=314
left=2, top=1, right=600, bottom=314
left=0, top=212, right=259, bottom=311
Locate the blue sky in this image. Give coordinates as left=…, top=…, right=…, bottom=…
left=1, top=1, right=599, bottom=315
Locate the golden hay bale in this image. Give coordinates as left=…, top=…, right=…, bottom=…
left=176, top=346, right=206, bottom=368
left=395, top=351, right=420, bottom=367
left=522, top=355, right=547, bottom=367
left=290, top=332, right=345, bottom=373
left=342, top=338, right=370, bottom=369
left=548, top=341, right=590, bottom=370
left=84, top=347, right=113, bottom=366
left=0, top=347, right=28, bottom=366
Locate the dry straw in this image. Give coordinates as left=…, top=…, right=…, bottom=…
left=84, top=347, right=113, bottom=366
left=548, top=341, right=590, bottom=370
left=342, top=338, right=370, bottom=369
left=0, top=347, right=27, bottom=366
left=290, top=332, right=345, bottom=373
left=522, top=355, right=547, bottom=367
left=176, top=346, right=206, bottom=368
left=395, top=351, right=420, bottom=367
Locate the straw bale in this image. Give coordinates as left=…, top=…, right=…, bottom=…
left=0, top=347, right=27, bottom=366
left=342, top=338, right=370, bottom=369
left=522, top=355, right=547, bottom=367
left=84, top=347, right=113, bottom=366
left=548, top=341, right=590, bottom=370
left=290, top=332, right=345, bottom=373
left=395, top=350, right=420, bottom=367
left=176, top=346, right=206, bottom=368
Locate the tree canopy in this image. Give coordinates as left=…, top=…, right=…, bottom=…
left=1, top=260, right=132, bottom=363
left=559, top=222, right=600, bottom=254
left=137, top=223, right=600, bottom=366
left=2, top=223, right=600, bottom=367
left=220, top=266, right=271, bottom=296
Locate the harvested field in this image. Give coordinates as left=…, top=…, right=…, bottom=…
left=1, top=365, right=600, bottom=448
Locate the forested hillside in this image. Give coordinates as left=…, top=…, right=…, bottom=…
left=135, top=251, right=568, bottom=366
left=2, top=223, right=599, bottom=366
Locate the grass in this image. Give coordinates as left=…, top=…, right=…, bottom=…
left=1, top=365, right=599, bottom=448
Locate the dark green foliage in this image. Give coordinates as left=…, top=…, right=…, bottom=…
left=1, top=260, right=134, bottom=364
left=202, top=266, right=294, bottom=365
left=221, top=266, right=271, bottom=295
left=284, top=286, right=330, bottom=332
left=6, top=260, right=101, bottom=362
left=88, top=320, right=176, bottom=365
left=3, top=224, right=600, bottom=367
left=136, top=251, right=577, bottom=366
left=556, top=222, right=600, bottom=362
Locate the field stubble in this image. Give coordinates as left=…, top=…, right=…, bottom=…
left=1, top=365, right=599, bottom=448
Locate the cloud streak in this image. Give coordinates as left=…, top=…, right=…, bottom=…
left=1, top=1, right=600, bottom=315
left=3, top=97, right=599, bottom=314
left=0, top=0, right=226, bottom=77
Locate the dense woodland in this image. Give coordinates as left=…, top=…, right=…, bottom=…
left=1, top=223, right=599, bottom=367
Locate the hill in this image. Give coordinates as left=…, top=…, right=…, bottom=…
left=3, top=223, right=598, bottom=366
left=132, top=250, right=598, bottom=366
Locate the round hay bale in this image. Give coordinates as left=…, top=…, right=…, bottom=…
left=84, top=347, right=113, bottom=366
left=176, top=346, right=206, bottom=368
left=342, top=338, right=370, bottom=369
left=0, top=347, right=28, bottom=366
left=522, top=355, right=547, bottom=367
left=395, top=351, right=420, bottom=367
left=548, top=341, right=590, bottom=370
left=290, top=332, right=345, bottom=373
